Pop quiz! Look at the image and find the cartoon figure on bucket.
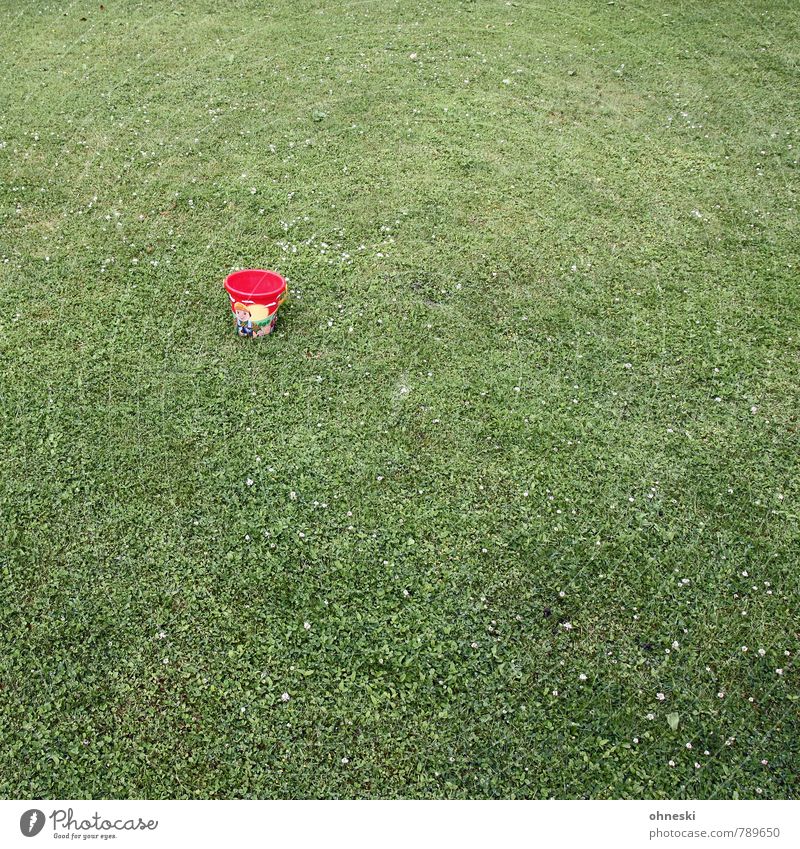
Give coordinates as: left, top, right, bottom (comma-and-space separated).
233, 302, 256, 337
233, 301, 276, 337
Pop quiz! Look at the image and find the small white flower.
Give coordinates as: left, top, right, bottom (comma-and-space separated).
741, 646, 748, 652
718, 691, 725, 698
341, 756, 349, 764
578, 673, 587, 681
775, 668, 783, 676
647, 713, 655, 721
761, 759, 768, 765
303, 621, 311, 630
409, 52, 417, 59
694, 761, 701, 769
672, 641, 680, 649
668, 760, 675, 767
633, 737, 639, 744
157, 631, 166, 639
551, 689, 558, 696
686, 742, 693, 749
758, 648, 766, 656
656, 692, 666, 701
246, 478, 254, 487
162, 658, 169, 665
502, 78, 511, 85
289, 491, 297, 500
281, 692, 290, 702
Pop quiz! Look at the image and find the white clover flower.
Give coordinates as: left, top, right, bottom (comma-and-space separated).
656, 693, 666, 701
686, 742, 692, 749
281, 692, 290, 702
579, 673, 587, 681
668, 760, 675, 767
562, 622, 573, 630
341, 757, 349, 764
758, 648, 766, 656
303, 621, 311, 630
552, 689, 558, 696
246, 478, 254, 487
775, 668, 783, 676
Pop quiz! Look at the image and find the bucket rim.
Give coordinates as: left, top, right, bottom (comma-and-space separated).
224, 268, 286, 299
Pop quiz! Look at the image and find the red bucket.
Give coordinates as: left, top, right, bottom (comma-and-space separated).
224, 269, 287, 337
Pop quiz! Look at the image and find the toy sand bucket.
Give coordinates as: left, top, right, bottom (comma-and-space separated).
224, 269, 287, 337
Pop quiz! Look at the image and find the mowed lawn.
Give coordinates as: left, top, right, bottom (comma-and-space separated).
0, 0, 798, 799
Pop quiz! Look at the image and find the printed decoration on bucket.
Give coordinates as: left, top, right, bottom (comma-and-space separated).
224, 269, 287, 337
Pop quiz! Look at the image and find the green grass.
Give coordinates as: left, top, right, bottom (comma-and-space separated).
1, 0, 798, 799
